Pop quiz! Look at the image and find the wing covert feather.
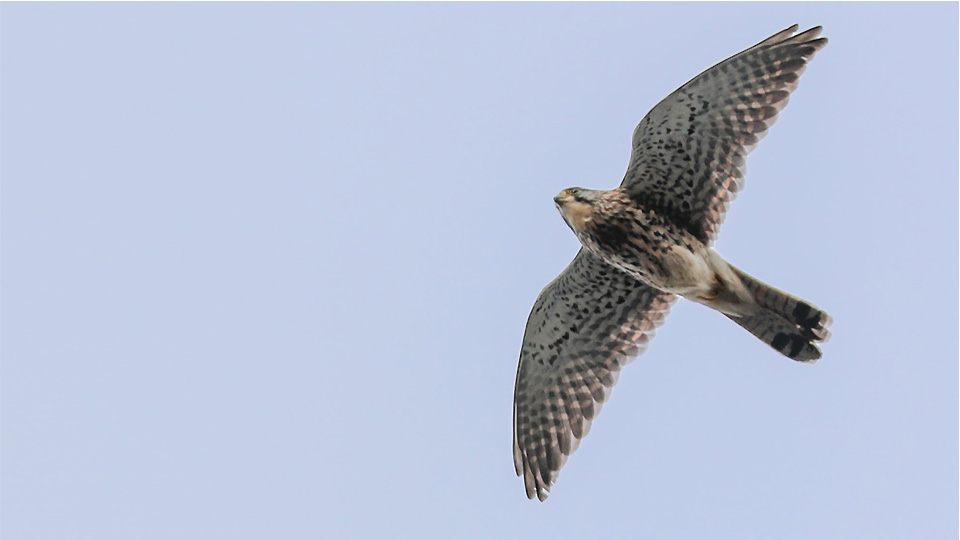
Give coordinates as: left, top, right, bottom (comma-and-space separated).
512, 250, 675, 500
620, 25, 827, 243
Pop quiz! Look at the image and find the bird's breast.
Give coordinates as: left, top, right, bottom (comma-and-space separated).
581, 213, 713, 295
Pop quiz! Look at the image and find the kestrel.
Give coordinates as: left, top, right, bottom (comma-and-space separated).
513, 25, 832, 501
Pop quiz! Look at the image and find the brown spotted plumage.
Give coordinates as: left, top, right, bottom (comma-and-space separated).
513, 25, 832, 501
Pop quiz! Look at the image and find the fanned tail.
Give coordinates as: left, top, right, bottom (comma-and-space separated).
726, 266, 832, 362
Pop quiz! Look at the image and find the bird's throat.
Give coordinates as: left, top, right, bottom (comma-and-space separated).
561, 200, 595, 232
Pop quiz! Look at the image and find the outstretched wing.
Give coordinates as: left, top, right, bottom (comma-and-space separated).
513, 250, 675, 500
620, 25, 827, 244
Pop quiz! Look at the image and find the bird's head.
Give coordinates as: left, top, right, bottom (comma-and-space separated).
554, 187, 602, 233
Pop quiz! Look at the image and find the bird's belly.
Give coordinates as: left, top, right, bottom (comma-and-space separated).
590, 239, 715, 296
577, 209, 717, 295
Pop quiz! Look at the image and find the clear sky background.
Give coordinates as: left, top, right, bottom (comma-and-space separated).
2, 3, 957, 539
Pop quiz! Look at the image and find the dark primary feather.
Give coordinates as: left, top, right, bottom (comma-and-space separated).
620, 25, 827, 244
512, 251, 675, 500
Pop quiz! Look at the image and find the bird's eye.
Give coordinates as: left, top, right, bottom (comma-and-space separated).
569, 188, 582, 195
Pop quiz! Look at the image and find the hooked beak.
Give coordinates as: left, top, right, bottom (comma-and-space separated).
554, 194, 567, 206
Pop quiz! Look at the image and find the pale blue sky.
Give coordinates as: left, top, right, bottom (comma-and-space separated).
2, 3, 957, 539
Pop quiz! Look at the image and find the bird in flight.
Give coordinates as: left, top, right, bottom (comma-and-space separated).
513, 25, 832, 501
